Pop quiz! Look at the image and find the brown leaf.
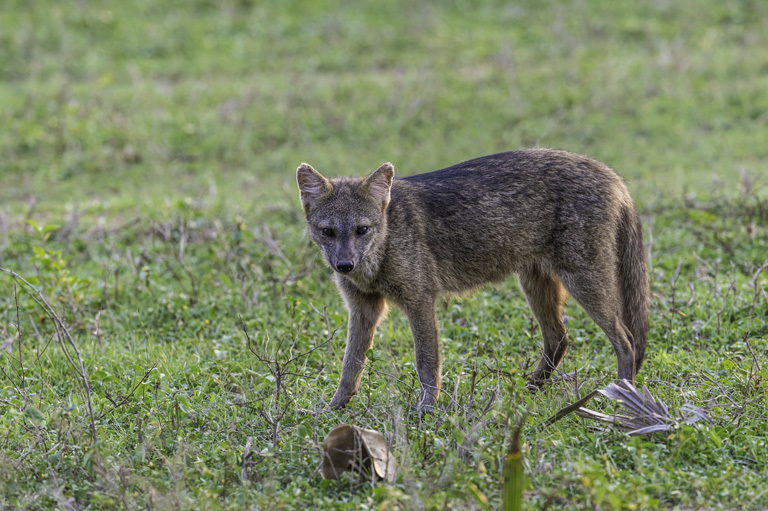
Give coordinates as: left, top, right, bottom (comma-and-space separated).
321, 424, 396, 482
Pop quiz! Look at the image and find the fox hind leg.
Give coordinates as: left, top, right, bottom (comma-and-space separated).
558, 268, 637, 381
519, 265, 570, 388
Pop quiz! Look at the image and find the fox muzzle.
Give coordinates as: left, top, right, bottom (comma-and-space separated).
336, 261, 354, 273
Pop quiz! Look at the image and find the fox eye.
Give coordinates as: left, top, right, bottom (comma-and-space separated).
320, 227, 335, 237
356, 226, 369, 235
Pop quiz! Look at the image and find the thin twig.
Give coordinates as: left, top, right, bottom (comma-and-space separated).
238, 315, 337, 446
1, 267, 97, 442
744, 334, 761, 374
242, 437, 253, 482
13, 284, 25, 390
96, 364, 157, 420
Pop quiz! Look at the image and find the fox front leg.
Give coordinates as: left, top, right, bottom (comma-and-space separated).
405, 300, 441, 413
330, 280, 387, 409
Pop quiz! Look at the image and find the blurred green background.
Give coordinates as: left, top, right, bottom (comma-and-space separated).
2, 0, 767, 221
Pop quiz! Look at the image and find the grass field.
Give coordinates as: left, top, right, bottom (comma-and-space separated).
1, 0, 767, 509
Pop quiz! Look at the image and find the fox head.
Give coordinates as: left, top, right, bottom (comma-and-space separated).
296, 162, 394, 277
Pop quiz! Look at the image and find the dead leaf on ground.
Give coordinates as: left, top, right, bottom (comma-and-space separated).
544, 379, 709, 435
321, 424, 396, 482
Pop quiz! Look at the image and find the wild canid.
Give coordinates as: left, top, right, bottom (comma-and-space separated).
297, 149, 650, 412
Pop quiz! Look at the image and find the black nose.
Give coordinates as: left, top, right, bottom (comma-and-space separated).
336, 261, 354, 273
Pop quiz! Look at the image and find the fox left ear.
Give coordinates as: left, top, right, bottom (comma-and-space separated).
361, 162, 394, 210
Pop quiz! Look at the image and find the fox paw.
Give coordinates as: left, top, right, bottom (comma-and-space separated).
330, 391, 352, 410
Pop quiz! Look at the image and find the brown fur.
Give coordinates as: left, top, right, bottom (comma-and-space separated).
297, 149, 650, 412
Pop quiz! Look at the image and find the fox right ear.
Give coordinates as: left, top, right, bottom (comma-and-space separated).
296, 163, 332, 208
361, 162, 394, 210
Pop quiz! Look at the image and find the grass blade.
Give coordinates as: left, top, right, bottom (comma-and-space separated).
503, 418, 525, 511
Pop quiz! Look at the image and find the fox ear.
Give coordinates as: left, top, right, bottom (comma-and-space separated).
361, 162, 394, 210
297, 163, 332, 208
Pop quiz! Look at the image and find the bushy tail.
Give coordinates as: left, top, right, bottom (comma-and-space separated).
617, 204, 650, 374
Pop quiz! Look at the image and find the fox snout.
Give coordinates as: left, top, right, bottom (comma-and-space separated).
329, 251, 357, 273
325, 238, 362, 274
336, 261, 354, 273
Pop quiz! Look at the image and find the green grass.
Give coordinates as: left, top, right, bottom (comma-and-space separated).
1, 0, 767, 509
